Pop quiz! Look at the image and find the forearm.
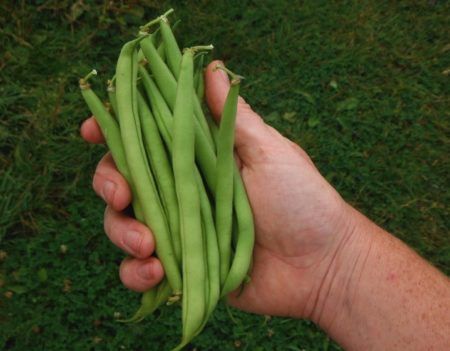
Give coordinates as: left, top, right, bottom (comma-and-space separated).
313, 206, 450, 350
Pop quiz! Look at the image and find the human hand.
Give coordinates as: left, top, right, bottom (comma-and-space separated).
80, 121, 165, 292
205, 62, 356, 319
80, 60, 357, 320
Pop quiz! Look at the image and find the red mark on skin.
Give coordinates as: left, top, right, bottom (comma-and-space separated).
387, 272, 396, 281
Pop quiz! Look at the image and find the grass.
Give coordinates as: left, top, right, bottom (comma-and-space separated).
1, 0, 449, 350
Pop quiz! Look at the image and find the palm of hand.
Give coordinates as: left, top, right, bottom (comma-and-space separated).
229, 126, 348, 318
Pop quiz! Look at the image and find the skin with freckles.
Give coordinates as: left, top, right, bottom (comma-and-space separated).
80, 60, 450, 350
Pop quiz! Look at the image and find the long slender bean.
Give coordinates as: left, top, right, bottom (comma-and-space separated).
79, 71, 127, 179
157, 41, 166, 61
159, 15, 214, 150
115, 36, 181, 295
221, 166, 255, 296
159, 18, 215, 153
138, 66, 173, 139
172, 47, 206, 349
214, 66, 241, 285
160, 15, 182, 78
197, 66, 255, 296
137, 53, 217, 194
193, 171, 220, 336
79, 70, 144, 221
138, 64, 219, 329
140, 37, 176, 105
194, 53, 205, 101
117, 289, 157, 323
118, 278, 172, 323
139, 37, 215, 148
80, 10, 257, 347
137, 90, 181, 263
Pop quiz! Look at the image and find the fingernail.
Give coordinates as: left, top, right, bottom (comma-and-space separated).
214, 61, 228, 82
218, 67, 229, 83
137, 262, 154, 281
124, 230, 142, 254
101, 180, 116, 203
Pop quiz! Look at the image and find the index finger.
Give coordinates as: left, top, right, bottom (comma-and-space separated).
80, 116, 106, 144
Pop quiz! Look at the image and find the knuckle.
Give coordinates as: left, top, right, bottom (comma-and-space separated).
134, 232, 145, 257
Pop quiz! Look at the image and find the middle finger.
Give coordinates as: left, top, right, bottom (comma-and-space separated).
93, 153, 132, 211
104, 206, 155, 258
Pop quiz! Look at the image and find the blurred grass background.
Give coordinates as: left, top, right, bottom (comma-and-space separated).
0, 0, 449, 350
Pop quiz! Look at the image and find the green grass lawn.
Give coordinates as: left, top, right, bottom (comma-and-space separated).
1, 1, 449, 350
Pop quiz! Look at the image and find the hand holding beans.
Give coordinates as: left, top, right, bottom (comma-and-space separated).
81, 59, 354, 320
80, 11, 450, 351
80, 9, 354, 349
80, 11, 256, 346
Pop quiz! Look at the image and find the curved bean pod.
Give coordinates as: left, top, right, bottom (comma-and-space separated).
79, 71, 143, 221
159, 15, 182, 77
194, 53, 205, 101
158, 20, 215, 153
137, 90, 181, 263
221, 165, 255, 296
115, 36, 181, 295
138, 66, 173, 142
117, 289, 157, 324
172, 48, 206, 348
138, 46, 217, 194
138, 65, 219, 331
214, 67, 241, 285
193, 171, 220, 336
139, 37, 215, 149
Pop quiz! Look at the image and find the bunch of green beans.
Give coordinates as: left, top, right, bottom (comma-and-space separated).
79, 9, 254, 350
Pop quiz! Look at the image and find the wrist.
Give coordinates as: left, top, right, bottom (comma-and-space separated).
307, 204, 450, 350
307, 204, 375, 331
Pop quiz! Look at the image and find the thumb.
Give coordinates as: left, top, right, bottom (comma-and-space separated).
205, 60, 273, 164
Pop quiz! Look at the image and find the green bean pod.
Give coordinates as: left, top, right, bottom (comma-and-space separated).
138, 65, 219, 328
115, 36, 182, 295
138, 66, 173, 140
194, 53, 205, 101
117, 289, 157, 324
194, 171, 220, 336
196, 67, 255, 296
79, 71, 143, 221
172, 48, 206, 349
215, 67, 241, 285
221, 166, 255, 296
118, 278, 172, 323
139, 37, 215, 149
137, 90, 181, 263
158, 20, 215, 152
79, 72, 127, 180
204, 109, 219, 151
157, 41, 166, 61
140, 37, 176, 105
138, 46, 217, 194
160, 15, 182, 78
